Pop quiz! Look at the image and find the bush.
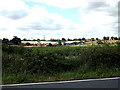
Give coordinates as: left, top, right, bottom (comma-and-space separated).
2, 44, 120, 76
80, 46, 120, 69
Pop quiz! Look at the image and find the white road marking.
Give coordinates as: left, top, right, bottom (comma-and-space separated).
1, 77, 119, 87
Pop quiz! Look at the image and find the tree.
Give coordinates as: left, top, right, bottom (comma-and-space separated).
11, 36, 21, 45
67, 38, 72, 41
73, 42, 77, 45
111, 36, 114, 40
26, 42, 30, 46
97, 39, 103, 44
78, 38, 82, 41
2, 38, 9, 44
91, 38, 95, 41
50, 38, 58, 41
37, 39, 41, 47
103, 36, 107, 40
37, 39, 40, 41
114, 37, 118, 40
33, 39, 36, 41
23, 38, 27, 41
48, 43, 52, 46
103, 36, 107, 44
73, 38, 78, 41
91, 38, 95, 45
82, 37, 86, 41
96, 38, 98, 41
62, 38, 66, 41
106, 37, 109, 40
58, 40, 62, 46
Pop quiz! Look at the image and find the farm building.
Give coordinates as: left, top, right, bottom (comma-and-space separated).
21, 40, 86, 47
21, 41, 59, 46
64, 41, 86, 46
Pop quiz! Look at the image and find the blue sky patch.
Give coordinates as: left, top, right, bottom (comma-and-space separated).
25, 1, 81, 23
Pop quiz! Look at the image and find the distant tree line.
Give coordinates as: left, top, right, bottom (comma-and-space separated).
2, 36, 120, 45
103, 36, 120, 40
2, 36, 21, 45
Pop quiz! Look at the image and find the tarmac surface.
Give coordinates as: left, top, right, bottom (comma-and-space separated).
1, 77, 120, 89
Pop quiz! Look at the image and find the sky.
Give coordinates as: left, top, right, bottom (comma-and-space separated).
0, 0, 119, 40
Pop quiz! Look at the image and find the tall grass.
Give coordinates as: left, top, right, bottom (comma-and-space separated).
2, 44, 120, 84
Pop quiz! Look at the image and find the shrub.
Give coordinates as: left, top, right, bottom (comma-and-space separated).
2, 44, 120, 76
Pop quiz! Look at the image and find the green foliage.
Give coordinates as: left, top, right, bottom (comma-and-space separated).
111, 36, 114, 40
58, 40, 62, 46
97, 39, 103, 44
26, 42, 31, 46
82, 37, 86, 41
62, 38, 66, 41
2, 38, 9, 44
2, 44, 120, 84
11, 36, 21, 45
96, 38, 98, 40
91, 38, 95, 41
103, 36, 107, 40
3, 67, 120, 84
80, 46, 120, 69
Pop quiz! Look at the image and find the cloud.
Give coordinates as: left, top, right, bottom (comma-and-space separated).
0, 10, 28, 20
87, 1, 109, 10
18, 22, 63, 30
85, 1, 118, 18
0, 0, 119, 39
26, 0, 118, 24
15, 5, 65, 31
0, 0, 29, 19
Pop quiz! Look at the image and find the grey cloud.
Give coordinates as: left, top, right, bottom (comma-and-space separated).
109, 9, 117, 16
0, 10, 28, 20
103, 7, 118, 17
29, 23, 63, 30
103, 22, 118, 31
27, 17, 64, 30
87, 1, 109, 11
17, 27, 30, 31
85, 1, 117, 17
18, 22, 63, 31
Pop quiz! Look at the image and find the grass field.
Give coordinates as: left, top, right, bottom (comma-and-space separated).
2, 43, 120, 84
86, 40, 119, 45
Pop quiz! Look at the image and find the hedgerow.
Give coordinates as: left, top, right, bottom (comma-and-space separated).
2, 44, 120, 76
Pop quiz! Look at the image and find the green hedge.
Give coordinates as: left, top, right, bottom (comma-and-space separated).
2, 44, 120, 75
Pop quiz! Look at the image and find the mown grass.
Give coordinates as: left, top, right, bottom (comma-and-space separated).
2, 43, 120, 84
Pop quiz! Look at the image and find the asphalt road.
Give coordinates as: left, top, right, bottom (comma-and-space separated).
1, 77, 120, 89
